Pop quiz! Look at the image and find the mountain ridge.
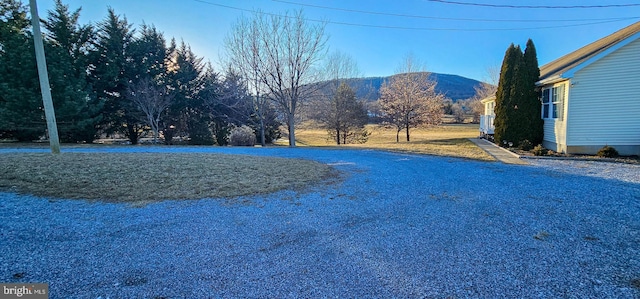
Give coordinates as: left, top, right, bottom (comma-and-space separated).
322, 72, 483, 102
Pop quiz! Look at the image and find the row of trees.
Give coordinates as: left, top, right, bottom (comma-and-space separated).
0, 0, 280, 145
225, 10, 448, 145
494, 39, 543, 146
303, 54, 446, 144
2, 1, 451, 146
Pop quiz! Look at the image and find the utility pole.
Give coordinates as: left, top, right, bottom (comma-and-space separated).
29, 0, 60, 154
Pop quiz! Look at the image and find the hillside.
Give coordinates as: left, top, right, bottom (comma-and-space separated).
322, 73, 483, 102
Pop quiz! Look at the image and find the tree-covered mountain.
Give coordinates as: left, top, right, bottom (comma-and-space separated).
324, 73, 483, 102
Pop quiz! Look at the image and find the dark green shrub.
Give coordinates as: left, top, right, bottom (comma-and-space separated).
532, 144, 548, 156
596, 145, 619, 158
519, 139, 533, 151
188, 116, 214, 145
229, 125, 256, 146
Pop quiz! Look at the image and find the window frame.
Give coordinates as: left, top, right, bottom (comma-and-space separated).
541, 83, 565, 120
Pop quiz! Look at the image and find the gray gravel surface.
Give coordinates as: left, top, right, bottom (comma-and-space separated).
1, 147, 639, 298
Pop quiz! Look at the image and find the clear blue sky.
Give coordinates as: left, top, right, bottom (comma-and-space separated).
31, 0, 640, 82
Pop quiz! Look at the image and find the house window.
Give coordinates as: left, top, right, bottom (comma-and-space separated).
542, 84, 565, 119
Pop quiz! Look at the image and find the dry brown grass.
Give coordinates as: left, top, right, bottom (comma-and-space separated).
280, 124, 495, 161
0, 153, 334, 203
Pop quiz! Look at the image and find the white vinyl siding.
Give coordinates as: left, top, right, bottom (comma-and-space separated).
566, 38, 640, 147
541, 80, 569, 152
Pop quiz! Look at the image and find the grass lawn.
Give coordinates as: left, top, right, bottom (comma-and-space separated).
278, 123, 495, 161
0, 123, 491, 203
0, 153, 334, 204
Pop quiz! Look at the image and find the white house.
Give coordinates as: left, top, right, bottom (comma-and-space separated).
481, 21, 640, 156
479, 95, 495, 138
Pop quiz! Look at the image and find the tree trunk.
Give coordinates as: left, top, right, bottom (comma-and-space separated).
150, 116, 158, 144
396, 128, 400, 143
288, 112, 295, 147
336, 128, 340, 145
127, 123, 139, 145
406, 125, 410, 142
256, 93, 266, 147
259, 117, 266, 147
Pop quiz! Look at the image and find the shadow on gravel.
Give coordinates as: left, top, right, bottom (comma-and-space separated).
1, 147, 639, 298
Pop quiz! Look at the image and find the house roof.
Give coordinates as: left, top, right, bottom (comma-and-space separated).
480, 95, 495, 104
538, 21, 640, 84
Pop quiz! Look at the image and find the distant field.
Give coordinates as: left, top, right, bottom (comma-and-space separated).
279, 123, 495, 161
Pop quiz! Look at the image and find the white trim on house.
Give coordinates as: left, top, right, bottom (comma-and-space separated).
541, 82, 568, 120
537, 32, 640, 86
540, 37, 640, 155
536, 75, 565, 86
563, 31, 640, 79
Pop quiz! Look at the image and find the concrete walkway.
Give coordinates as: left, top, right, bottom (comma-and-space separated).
469, 138, 527, 165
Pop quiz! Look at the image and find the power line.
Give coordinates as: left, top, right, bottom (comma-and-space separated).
193, 0, 639, 31
272, 0, 637, 23
426, 0, 640, 9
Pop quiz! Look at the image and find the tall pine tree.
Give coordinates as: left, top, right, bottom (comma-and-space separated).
90, 8, 142, 143
494, 40, 543, 147
44, 0, 102, 143
127, 24, 171, 143
494, 44, 522, 146
168, 41, 212, 145
522, 39, 543, 145
0, 0, 44, 141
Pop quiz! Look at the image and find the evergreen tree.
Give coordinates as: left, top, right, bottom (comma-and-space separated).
127, 24, 172, 143
203, 69, 281, 145
90, 8, 142, 143
494, 40, 543, 147
43, 0, 102, 143
522, 39, 543, 145
248, 103, 281, 144
129, 24, 168, 82
168, 41, 212, 145
494, 44, 523, 146
201, 68, 230, 145
0, 0, 44, 141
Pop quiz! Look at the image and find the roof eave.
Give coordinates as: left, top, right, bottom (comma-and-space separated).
537, 29, 640, 86
536, 75, 568, 86
480, 95, 496, 103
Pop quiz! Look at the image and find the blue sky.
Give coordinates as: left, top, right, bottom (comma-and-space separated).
32, 0, 640, 82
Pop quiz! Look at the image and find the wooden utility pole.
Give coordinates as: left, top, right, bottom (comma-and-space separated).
29, 0, 60, 154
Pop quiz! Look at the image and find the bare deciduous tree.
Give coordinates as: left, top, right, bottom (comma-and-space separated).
379, 54, 444, 142
464, 65, 499, 123
225, 10, 327, 147
224, 17, 270, 146
318, 82, 369, 145
451, 101, 466, 123
322, 50, 360, 92
310, 51, 368, 144
128, 77, 173, 143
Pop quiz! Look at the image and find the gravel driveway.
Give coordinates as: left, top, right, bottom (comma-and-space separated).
1, 147, 639, 298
